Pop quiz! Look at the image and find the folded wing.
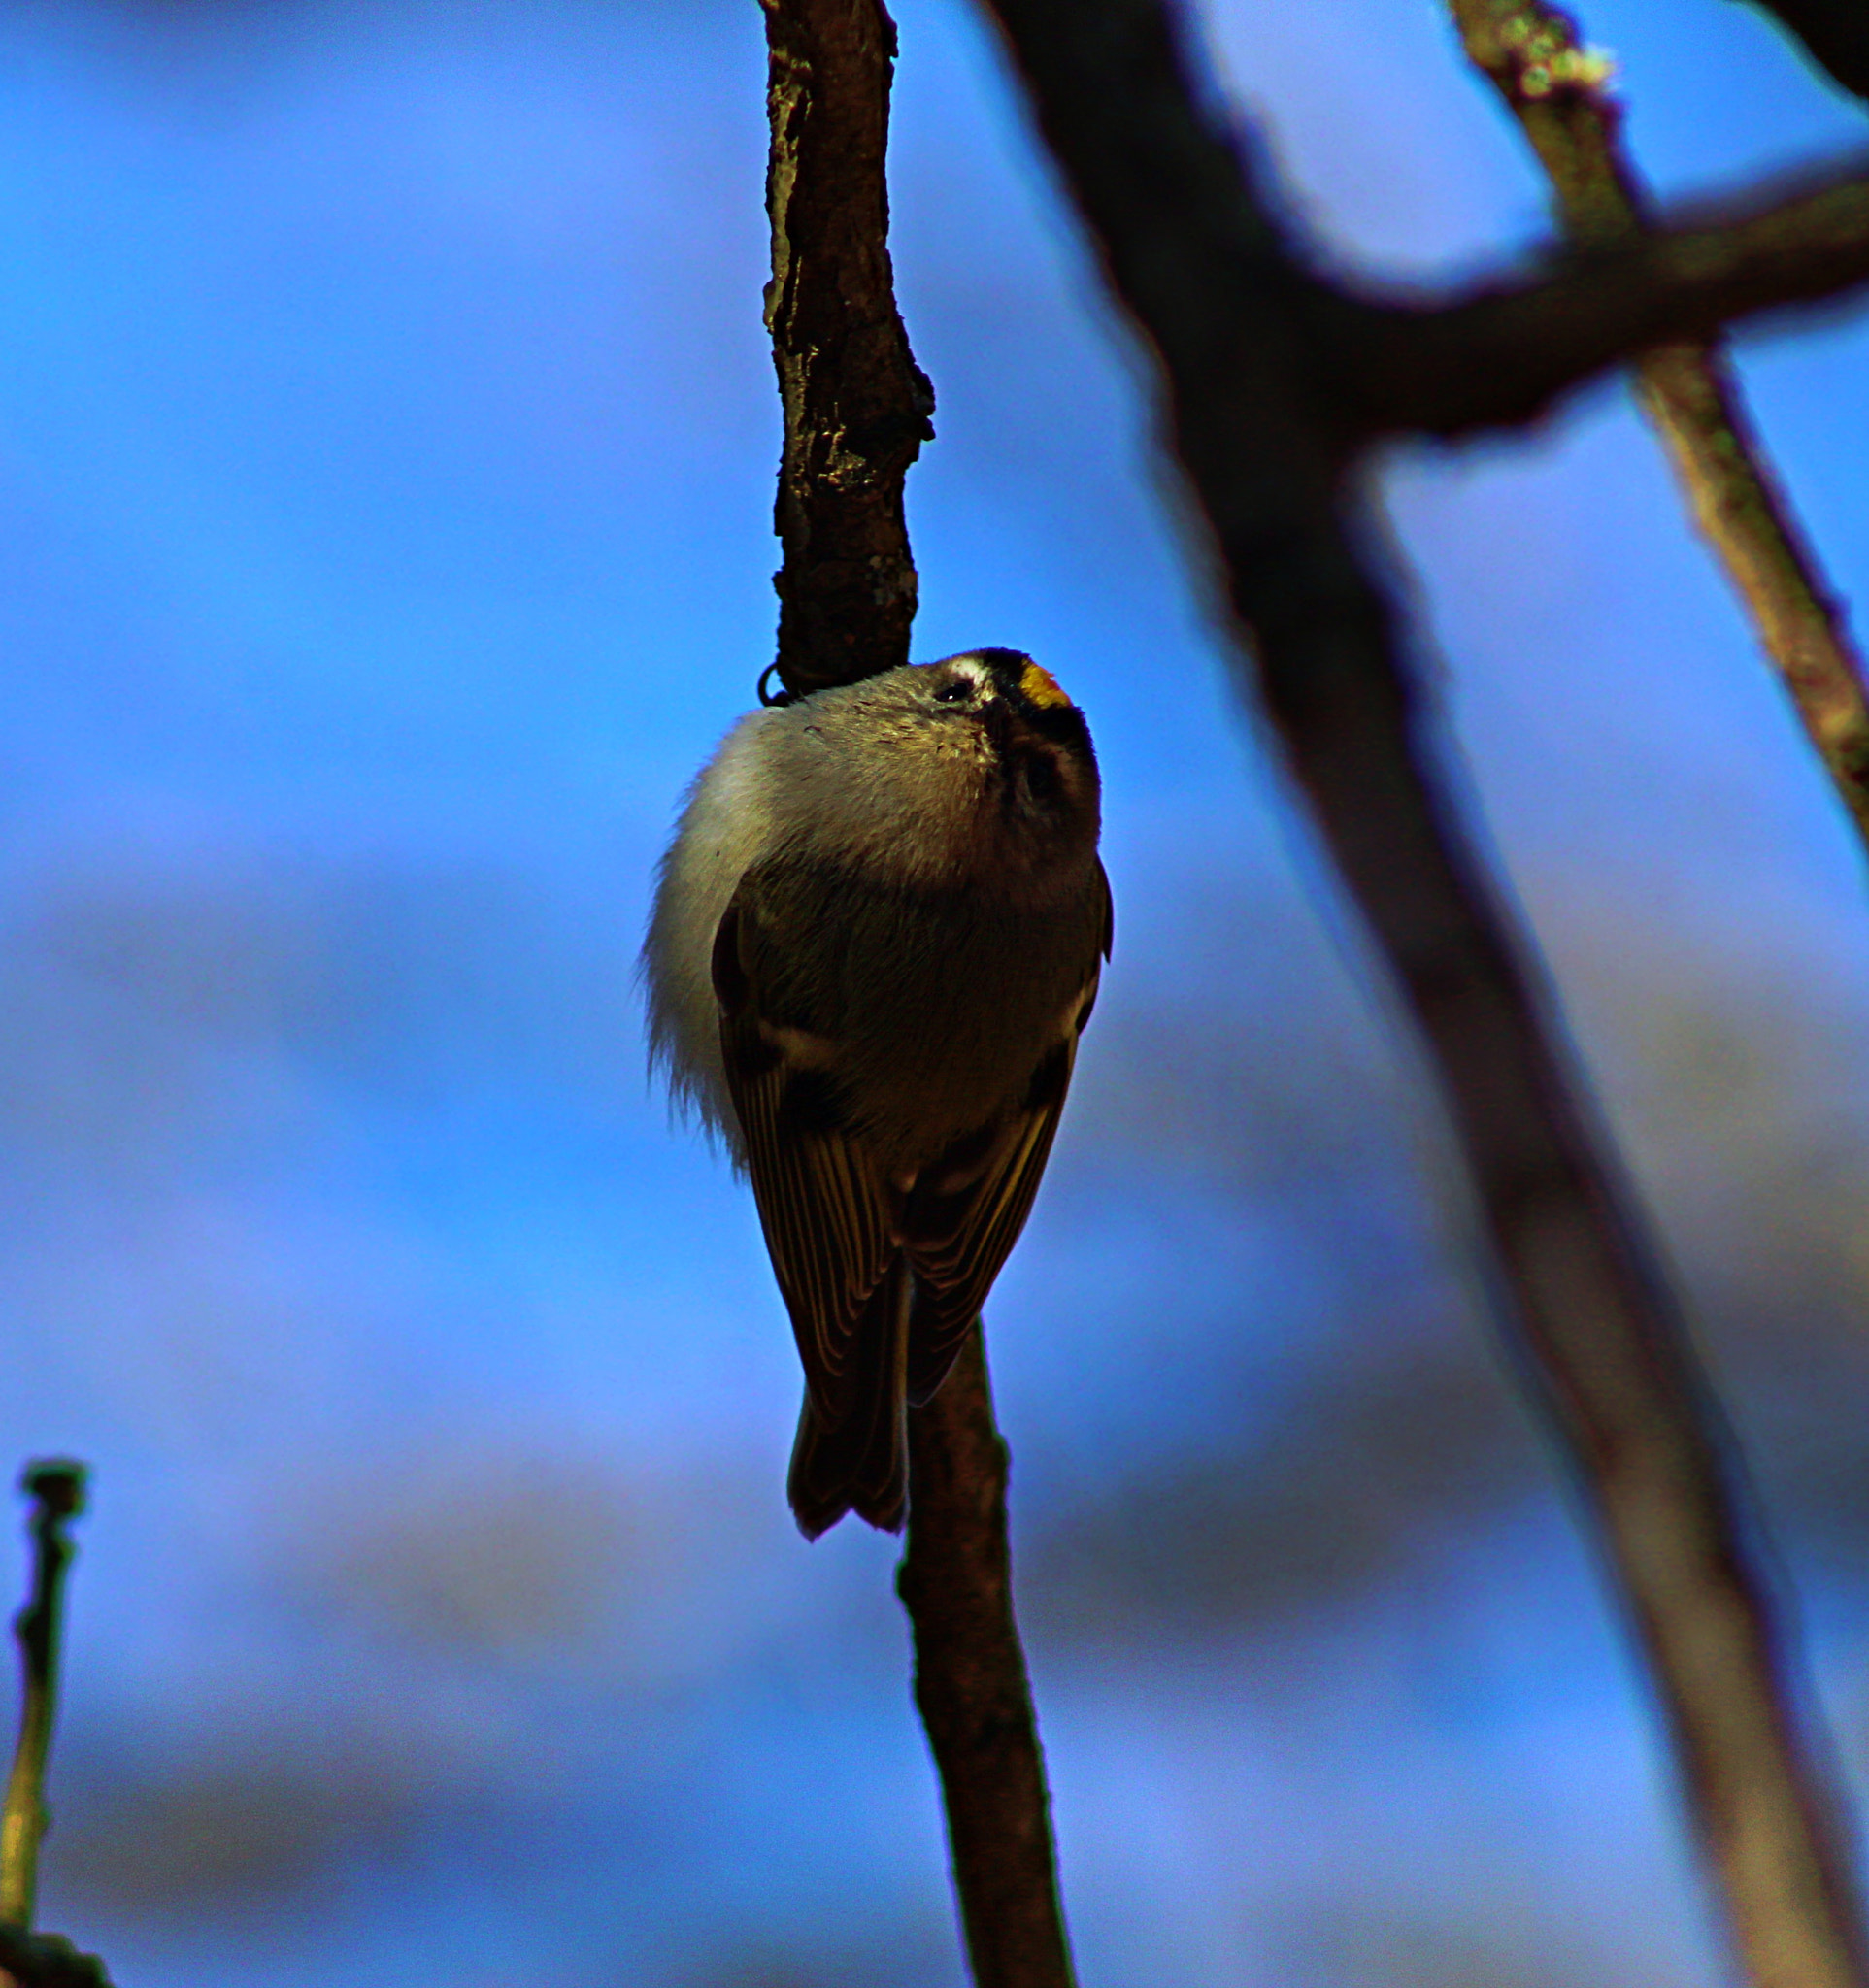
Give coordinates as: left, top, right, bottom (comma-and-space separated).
712, 896, 898, 1433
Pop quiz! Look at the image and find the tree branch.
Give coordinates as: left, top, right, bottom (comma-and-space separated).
1360, 161, 1869, 439
0, 1926, 112, 1988
899, 1334, 1073, 1988
1731, 0, 1869, 104
973, 2, 1869, 1984
763, 0, 933, 701
760, 5, 1075, 1981
0, 1463, 105, 1988
1447, 0, 1869, 846
0, 1463, 84, 1936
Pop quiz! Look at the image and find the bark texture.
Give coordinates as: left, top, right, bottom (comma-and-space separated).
764, 0, 934, 701
760, 6, 1074, 1982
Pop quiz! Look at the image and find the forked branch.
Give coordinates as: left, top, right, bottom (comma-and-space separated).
1447, 0, 1869, 919
973, 0, 1869, 1983
1360, 161, 1869, 439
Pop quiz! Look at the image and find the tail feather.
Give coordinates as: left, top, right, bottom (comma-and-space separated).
787, 1259, 912, 1539
906, 1292, 979, 1408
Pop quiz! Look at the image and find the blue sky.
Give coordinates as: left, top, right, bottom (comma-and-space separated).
0, 1, 1867, 1982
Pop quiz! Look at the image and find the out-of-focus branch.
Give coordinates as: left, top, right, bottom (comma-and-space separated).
908, 4, 1869, 447
900, 1334, 1072, 1988
1355, 161, 1869, 439
0, 1463, 106, 1988
0, 1927, 112, 1988
1449, 0, 1869, 845
0, 1463, 84, 1934
972, 2, 1869, 1985
1732, 0, 1869, 104
760, 6, 1075, 1982
763, 0, 933, 701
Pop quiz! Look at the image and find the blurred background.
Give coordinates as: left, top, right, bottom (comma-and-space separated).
0, 0, 1866, 1980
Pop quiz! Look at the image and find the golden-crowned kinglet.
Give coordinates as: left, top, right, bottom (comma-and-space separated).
643, 649, 1111, 1538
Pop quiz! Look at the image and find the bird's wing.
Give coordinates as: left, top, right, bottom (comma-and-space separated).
902, 860, 1112, 1404
712, 894, 899, 1429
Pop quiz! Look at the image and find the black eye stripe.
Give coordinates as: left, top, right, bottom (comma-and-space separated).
934, 679, 973, 704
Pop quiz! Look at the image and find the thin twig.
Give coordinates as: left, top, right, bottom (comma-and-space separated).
971, 2, 1868, 1983
899, 1333, 1073, 1988
759, 4, 1076, 1980
1450, 0, 1869, 848
0, 1462, 85, 1935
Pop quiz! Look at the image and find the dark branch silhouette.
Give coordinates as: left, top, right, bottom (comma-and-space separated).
760, 4, 1074, 1982
1734, 0, 1869, 103
1, 1462, 85, 1934
1448, 0, 1869, 847
0, 1462, 108, 1988
972, 0, 1869, 1983
1358, 161, 1869, 439
0, 1927, 112, 1988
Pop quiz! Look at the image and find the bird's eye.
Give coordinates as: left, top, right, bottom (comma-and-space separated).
933, 679, 973, 705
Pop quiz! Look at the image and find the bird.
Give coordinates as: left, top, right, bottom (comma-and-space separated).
642, 648, 1110, 1538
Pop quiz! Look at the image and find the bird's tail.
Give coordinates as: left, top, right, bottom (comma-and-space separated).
787, 1258, 913, 1539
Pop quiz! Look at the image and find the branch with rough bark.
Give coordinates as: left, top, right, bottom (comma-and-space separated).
763, 0, 933, 702
972, 1, 1869, 1985
759, 5, 1074, 1983
1447, 0, 1869, 846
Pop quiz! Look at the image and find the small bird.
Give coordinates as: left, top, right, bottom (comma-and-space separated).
643, 649, 1111, 1538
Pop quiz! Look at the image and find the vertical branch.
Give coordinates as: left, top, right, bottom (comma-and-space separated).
763, 0, 933, 700
1452, 0, 1869, 849
759, 5, 1075, 1981
972, 2, 1869, 1984
0, 1462, 85, 1934
898, 1334, 1073, 1988
0, 1459, 111, 1986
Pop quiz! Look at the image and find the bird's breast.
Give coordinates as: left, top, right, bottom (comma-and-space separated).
742, 857, 1101, 1166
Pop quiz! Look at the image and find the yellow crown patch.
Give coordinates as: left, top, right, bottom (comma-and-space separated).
1018, 660, 1073, 711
